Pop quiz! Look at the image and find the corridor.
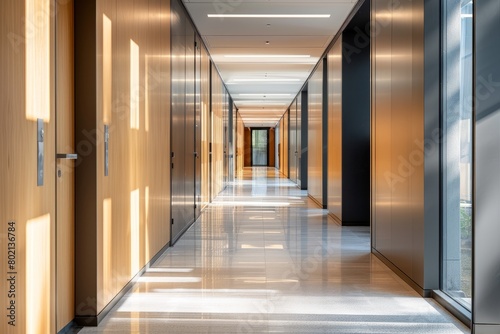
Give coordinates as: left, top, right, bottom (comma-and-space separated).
80, 168, 467, 334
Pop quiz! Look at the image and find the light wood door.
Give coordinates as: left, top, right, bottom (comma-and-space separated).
55, 0, 75, 331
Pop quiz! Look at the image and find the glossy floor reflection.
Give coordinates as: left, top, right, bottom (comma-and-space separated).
80, 168, 469, 333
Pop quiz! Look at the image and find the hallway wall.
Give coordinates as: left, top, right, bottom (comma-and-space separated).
474, 0, 500, 331
211, 65, 228, 197
278, 112, 289, 177
327, 0, 371, 226
289, 99, 298, 183
371, 0, 440, 295
171, 0, 198, 244
308, 61, 326, 207
74, 0, 172, 323
235, 111, 244, 174
1, 1, 57, 332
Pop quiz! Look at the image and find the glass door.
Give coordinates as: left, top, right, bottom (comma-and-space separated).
252, 129, 268, 166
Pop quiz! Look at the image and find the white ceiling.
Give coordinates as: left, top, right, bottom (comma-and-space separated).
183, 0, 358, 127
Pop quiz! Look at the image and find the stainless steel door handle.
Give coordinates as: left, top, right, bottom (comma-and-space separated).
56, 153, 78, 160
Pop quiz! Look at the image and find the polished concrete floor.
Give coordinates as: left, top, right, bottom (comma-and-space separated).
80, 168, 469, 333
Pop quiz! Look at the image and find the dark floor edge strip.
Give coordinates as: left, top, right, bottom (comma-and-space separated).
371, 248, 432, 298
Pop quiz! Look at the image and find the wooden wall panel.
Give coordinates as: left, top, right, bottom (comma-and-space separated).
56, 0, 75, 330
278, 118, 283, 172
235, 111, 244, 175
279, 112, 289, 177
283, 111, 289, 177
75, 0, 171, 321
0, 0, 56, 333
268, 128, 276, 167
244, 127, 251, 167
211, 67, 225, 197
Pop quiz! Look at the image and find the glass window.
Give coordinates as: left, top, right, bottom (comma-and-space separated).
442, 0, 473, 310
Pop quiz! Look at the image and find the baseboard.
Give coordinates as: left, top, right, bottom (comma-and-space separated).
308, 194, 327, 209
328, 213, 342, 225
372, 248, 433, 297
171, 218, 196, 246
75, 241, 171, 327
473, 324, 500, 334
341, 220, 370, 227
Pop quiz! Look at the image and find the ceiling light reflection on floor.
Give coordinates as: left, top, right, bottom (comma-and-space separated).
212, 201, 291, 207
241, 244, 284, 250
147, 268, 194, 273
249, 216, 276, 220
137, 277, 202, 283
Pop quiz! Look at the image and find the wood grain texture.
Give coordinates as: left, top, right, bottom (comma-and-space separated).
235, 111, 244, 174
96, 0, 171, 312
244, 127, 251, 167
283, 111, 289, 177
74, 0, 171, 316
0, 0, 56, 333
55, 0, 75, 330
211, 66, 225, 197
268, 128, 276, 167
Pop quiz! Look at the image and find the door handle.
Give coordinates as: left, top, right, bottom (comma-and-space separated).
56, 153, 78, 160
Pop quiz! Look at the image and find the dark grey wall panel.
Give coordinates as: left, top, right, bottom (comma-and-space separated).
371, 0, 439, 295
300, 88, 308, 190
341, 1, 370, 225
322, 58, 328, 206
474, 0, 500, 331
297, 94, 302, 188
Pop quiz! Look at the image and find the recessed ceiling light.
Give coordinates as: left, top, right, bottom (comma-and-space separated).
208, 14, 331, 18
233, 78, 300, 82
240, 94, 291, 96
225, 54, 310, 58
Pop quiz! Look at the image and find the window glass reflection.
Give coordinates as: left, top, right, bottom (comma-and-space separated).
442, 0, 473, 310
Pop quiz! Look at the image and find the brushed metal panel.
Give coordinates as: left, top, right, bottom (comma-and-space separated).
171, 0, 188, 241
390, 0, 413, 275
308, 63, 324, 206
371, 0, 428, 290
184, 20, 196, 224
409, 0, 426, 287
327, 38, 342, 220
200, 44, 210, 207
195, 35, 202, 218
474, 0, 500, 326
